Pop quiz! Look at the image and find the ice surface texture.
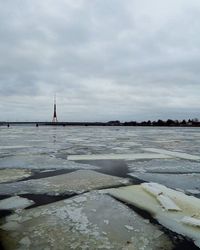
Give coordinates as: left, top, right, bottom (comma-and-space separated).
0, 170, 129, 195
0, 192, 173, 250
0, 196, 34, 210
0, 169, 32, 183
109, 182, 200, 248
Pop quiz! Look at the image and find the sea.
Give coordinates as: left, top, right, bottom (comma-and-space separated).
0, 125, 200, 249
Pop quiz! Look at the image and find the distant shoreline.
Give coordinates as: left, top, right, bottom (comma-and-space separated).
0, 119, 200, 127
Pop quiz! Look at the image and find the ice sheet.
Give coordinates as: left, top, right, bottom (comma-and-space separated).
128, 158, 200, 174
0, 170, 129, 195
144, 148, 200, 160
0, 196, 34, 210
0, 154, 99, 170
129, 172, 200, 194
0, 169, 32, 183
181, 216, 200, 227
0, 192, 173, 250
68, 153, 172, 161
0, 146, 32, 149
109, 183, 200, 248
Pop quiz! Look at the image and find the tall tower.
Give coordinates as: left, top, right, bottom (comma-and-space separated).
52, 95, 58, 123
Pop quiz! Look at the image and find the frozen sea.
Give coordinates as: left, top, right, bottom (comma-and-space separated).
0, 125, 200, 249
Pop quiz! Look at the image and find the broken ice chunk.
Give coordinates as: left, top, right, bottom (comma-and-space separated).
1, 221, 20, 231
141, 183, 181, 211
124, 225, 134, 231
19, 236, 31, 247
0, 196, 34, 210
68, 153, 172, 161
103, 220, 109, 225
0, 169, 32, 183
181, 217, 200, 227
187, 189, 200, 195
0, 192, 174, 250
141, 183, 163, 197
144, 148, 200, 161
156, 195, 182, 211
108, 183, 200, 248
0, 170, 129, 196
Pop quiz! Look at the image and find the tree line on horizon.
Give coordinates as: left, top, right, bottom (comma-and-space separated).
108, 118, 200, 126
1, 118, 200, 127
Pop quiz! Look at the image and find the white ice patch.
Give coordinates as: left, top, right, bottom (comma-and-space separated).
103, 220, 109, 225
0, 146, 32, 149
19, 236, 31, 247
0, 196, 34, 210
130, 172, 200, 193
124, 225, 134, 231
141, 183, 181, 211
181, 217, 200, 227
0, 169, 32, 183
109, 183, 200, 248
0, 155, 100, 170
187, 189, 200, 195
73, 196, 87, 203
0, 170, 129, 196
68, 153, 172, 161
141, 183, 163, 197
0, 191, 173, 250
156, 195, 182, 211
144, 148, 200, 160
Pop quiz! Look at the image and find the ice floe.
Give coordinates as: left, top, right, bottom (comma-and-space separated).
0, 170, 129, 196
142, 183, 182, 211
0, 169, 32, 183
129, 172, 200, 194
187, 189, 200, 195
0, 196, 34, 210
109, 182, 200, 247
127, 158, 200, 174
144, 148, 200, 160
181, 216, 200, 227
68, 153, 172, 161
0, 146, 32, 149
156, 194, 182, 211
0, 192, 173, 250
0, 154, 99, 170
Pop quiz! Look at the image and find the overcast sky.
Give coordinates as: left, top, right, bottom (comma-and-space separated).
0, 0, 200, 122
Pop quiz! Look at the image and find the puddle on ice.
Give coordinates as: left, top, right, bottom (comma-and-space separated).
0, 192, 174, 250
0, 169, 32, 183
0, 170, 129, 196
109, 183, 200, 248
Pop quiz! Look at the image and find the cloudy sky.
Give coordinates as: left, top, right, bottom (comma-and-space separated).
1, 0, 200, 122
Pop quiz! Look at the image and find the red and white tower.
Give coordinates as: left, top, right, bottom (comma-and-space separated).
52, 95, 58, 123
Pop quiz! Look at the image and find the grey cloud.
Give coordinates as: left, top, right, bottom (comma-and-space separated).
0, 0, 200, 121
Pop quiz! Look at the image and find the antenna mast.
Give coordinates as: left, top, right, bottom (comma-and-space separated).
52, 94, 58, 123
